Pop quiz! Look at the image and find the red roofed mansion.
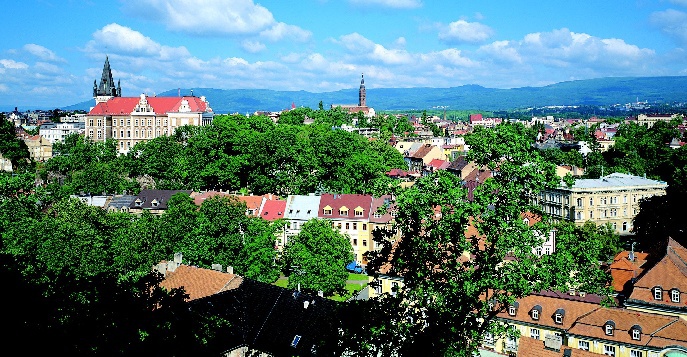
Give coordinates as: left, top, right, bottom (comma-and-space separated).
86, 57, 214, 154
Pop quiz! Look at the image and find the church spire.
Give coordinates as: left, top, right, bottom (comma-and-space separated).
358, 73, 366, 107
94, 56, 120, 99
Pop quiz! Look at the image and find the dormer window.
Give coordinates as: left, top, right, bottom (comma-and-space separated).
354, 207, 364, 217
653, 286, 663, 301
604, 320, 615, 336
508, 302, 519, 316
631, 325, 642, 341
134, 199, 142, 207
531, 305, 542, 320
151, 199, 159, 207
554, 308, 565, 325
671, 288, 681, 303
339, 208, 349, 216
323, 205, 332, 215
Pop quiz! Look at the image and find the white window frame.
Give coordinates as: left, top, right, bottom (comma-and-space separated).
605, 324, 614, 336
554, 313, 563, 324
630, 350, 643, 357
532, 309, 539, 320
671, 289, 680, 303
578, 340, 590, 351
632, 328, 641, 341
604, 345, 616, 356
654, 287, 663, 300
508, 306, 516, 316
530, 328, 540, 340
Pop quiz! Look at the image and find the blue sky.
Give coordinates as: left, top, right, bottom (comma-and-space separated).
2, 0, 687, 109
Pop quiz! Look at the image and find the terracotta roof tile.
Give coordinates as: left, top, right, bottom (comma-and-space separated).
260, 199, 286, 221
629, 238, 687, 307
568, 307, 678, 346
318, 194, 373, 220
159, 264, 242, 301
498, 294, 600, 331
516, 336, 599, 357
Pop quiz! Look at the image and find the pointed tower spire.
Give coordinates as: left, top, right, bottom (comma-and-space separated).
94, 56, 120, 100
358, 73, 366, 107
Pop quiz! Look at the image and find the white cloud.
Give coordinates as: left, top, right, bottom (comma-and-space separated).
669, 0, 687, 6
337, 33, 376, 52
348, 0, 422, 9
0, 59, 29, 69
87, 23, 191, 59
650, 9, 687, 46
23, 44, 65, 62
260, 22, 312, 42
439, 20, 494, 44
394, 37, 407, 48
121, 0, 276, 35
478, 40, 522, 64
241, 40, 267, 53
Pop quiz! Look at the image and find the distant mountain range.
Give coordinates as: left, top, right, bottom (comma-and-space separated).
61, 76, 687, 114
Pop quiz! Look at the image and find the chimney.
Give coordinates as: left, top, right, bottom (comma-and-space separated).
212, 264, 222, 272
629, 251, 635, 262
304, 301, 310, 309
226, 266, 234, 274
173, 252, 183, 264
155, 262, 168, 276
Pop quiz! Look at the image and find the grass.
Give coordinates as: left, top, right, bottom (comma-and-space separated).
273, 275, 368, 302
347, 272, 369, 281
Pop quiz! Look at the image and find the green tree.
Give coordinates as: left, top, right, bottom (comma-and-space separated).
354, 123, 611, 356
0, 114, 31, 170
283, 218, 354, 296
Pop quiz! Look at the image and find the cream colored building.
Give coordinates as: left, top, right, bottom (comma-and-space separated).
86, 94, 214, 155
538, 173, 668, 234
24, 135, 52, 162
637, 114, 683, 129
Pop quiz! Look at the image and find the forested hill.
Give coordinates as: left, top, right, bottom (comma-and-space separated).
63, 76, 687, 113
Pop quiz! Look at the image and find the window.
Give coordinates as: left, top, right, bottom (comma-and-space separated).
340, 209, 349, 216
355, 210, 363, 217
363, 240, 367, 247
590, 197, 594, 206
545, 246, 551, 255
624, 195, 628, 203
604, 345, 616, 356
576, 212, 583, 220
531, 308, 540, 320
353, 223, 357, 230
353, 238, 357, 246
135, 119, 139, 126
323, 209, 332, 215
530, 328, 540, 340
578, 340, 590, 351
362, 223, 367, 231
632, 327, 641, 341
630, 350, 643, 357
671, 289, 680, 303
654, 287, 663, 300
535, 247, 542, 256
623, 222, 628, 231
345, 223, 350, 230
505, 336, 517, 350
555, 313, 563, 324
127, 130, 131, 138
577, 198, 583, 207
605, 321, 615, 336
508, 305, 517, 316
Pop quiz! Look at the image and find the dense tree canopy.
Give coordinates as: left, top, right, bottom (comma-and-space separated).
283, 218, 354, 296
349, 123, 612, 356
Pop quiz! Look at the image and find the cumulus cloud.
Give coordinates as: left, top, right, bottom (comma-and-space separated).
348, 0, 422, 9
0, 59, 29, 69
121, 0, 275, 35
23, 44, 65, 62
439, 20, 494, 44
241, 40, 267, 53
86, 23, 191, 59
260, 22, 312, 42
650, 9, 687, 47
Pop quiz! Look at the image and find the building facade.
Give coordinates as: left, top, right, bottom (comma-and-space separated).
538, 173, 668, 234
86, 58, 214, 155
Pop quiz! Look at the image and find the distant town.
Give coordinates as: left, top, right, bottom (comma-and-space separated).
3, 57, 687, 357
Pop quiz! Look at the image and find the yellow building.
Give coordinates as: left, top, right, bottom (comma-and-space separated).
318, 194, 373, 265
538, 173, 668, 234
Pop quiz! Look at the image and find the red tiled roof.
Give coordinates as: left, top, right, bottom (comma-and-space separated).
318, 194, 372, 220
427, 159, 450, 170
629, 238, 687, 307
260, 199, 286, 221
516, 336, 599, 357
159, 264, 242, 301
88, 96, 209, 116
609, 250, 648, 293
192, 191, 232, 206
498, 293, 600, 331
568, 307, 678, 347
236, 195, 265, 215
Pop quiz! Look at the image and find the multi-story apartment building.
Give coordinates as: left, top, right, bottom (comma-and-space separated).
282, 194, 322, 249
636, 114, 683, 129
538, 173, 668, 234
318, 194, 373, 265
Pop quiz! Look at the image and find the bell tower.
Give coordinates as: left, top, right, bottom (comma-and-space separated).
358, 73, 366, 107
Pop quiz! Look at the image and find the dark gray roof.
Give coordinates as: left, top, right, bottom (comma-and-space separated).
129, 190, 192, 210
108, 195, 137, 209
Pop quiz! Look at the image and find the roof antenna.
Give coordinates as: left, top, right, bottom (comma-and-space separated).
190, 89, 194, 97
